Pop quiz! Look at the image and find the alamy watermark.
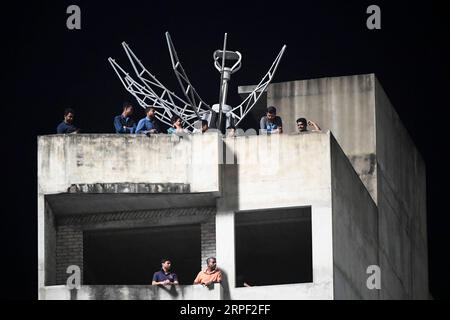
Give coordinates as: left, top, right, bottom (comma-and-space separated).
366, 5, 381, 30
66, 5, 81, 30
366, 265, 381, 290
66, 265, 81, 289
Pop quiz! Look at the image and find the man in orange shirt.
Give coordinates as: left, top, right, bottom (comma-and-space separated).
193, 257, 222, 287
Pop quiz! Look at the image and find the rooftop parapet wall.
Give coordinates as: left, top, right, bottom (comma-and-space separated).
38, 133, 221, 195
222, 132, 333, 211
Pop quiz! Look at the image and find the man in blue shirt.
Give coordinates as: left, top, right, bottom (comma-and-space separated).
136, 106, 161, 135
152, 258, 179, 285
57, 108, 79, 134
260, 106, 283, 134
114, 102, 136, 133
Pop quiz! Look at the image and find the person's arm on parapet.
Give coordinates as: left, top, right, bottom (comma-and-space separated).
152, 273, 171, 285
308, 120, 321, 132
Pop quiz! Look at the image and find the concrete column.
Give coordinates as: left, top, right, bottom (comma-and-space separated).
215, 209, 235, 300
311, 206, 334, 299
38, 194, 45, 291
38, 195, 57, 297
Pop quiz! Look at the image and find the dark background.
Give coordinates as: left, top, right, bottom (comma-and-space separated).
84, 225, 201, 286
2, 0, 449, 299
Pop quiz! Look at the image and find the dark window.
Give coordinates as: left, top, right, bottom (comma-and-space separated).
235, 207, 312, 287
84, 224, 200, 285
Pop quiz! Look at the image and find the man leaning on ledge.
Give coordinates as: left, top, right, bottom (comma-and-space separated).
193, 257, 222, 288
152, 258, 179, 286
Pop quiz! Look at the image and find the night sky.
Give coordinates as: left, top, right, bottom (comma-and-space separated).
3, 0, 449, 299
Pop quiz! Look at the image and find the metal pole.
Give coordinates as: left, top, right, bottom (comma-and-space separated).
217, 33, 227, 132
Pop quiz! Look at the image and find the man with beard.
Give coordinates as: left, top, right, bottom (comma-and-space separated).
193, 257, 223, 287
57, 108, 79, 134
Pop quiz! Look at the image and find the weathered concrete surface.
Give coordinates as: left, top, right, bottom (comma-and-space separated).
374, 79, 428, 299
44, 201, 57, 286
331, 134, 379, 299
229, 283, 331, 300
40, 284, 223, 300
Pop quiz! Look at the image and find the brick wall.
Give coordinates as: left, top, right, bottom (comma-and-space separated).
55, 225, 83, 284
201, 216, 216, 270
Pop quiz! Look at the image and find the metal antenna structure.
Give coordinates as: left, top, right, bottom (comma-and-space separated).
213, 33, 241, 131
109, 33, 286, 133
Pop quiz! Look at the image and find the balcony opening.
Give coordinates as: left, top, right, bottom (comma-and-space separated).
83, 224, 200, 285
235, 207, 313, 287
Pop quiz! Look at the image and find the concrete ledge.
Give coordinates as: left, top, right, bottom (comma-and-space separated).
40, 284, 223, 300
230, 282, 332, 300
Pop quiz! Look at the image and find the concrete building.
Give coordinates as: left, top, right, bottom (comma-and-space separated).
38, 74, 428, 300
